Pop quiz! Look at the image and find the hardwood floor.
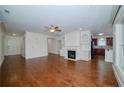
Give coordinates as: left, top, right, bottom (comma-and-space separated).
0, 54, 118, 87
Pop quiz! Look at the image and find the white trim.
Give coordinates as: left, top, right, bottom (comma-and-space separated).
112, 64, 124, 87
0, 57, 4, 67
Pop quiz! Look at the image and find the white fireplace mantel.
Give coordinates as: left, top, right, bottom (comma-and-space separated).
63, 30, 91, 61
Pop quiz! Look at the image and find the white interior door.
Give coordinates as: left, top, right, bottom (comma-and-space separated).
7, 36, 20, 55
58, 40, 62, 54
48, 38, 52, 53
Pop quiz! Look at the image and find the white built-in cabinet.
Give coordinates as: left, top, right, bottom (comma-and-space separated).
64, 30, 91, 61
80, 31, 91, 50
80, 31, 91, 61
65, 31, 80, 46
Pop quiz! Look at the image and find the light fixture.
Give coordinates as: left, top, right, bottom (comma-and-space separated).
98, 33, 104, 36
50, 29, 55, 32
12, 33, 16, 36
79, 28, 82, 30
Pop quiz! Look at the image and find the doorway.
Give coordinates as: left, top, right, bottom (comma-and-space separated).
4, 35, 22, 56
47, 38, 62, 55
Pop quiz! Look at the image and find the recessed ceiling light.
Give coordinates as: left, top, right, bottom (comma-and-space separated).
12, 33, 16, 36
79, 28, 82, 30
98, 33, 104, 36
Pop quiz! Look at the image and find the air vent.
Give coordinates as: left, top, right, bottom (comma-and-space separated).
4, 9, 10, 14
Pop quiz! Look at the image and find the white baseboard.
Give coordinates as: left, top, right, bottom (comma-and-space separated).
48, 52, 59, 55
25, 54, 48, 59
112, 64, 124, 87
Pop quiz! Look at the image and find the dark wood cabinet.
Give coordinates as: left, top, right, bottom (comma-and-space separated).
92, 38, 97, 46
106, 37, 113, 46
94, 49, 105, 56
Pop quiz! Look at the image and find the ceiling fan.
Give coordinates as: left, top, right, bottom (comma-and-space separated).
44, 25, 62, 32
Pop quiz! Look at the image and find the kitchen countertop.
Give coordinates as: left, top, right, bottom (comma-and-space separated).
94, 46, 113, 49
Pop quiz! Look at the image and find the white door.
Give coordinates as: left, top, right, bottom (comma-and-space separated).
7, 36, 20, 55
58, 40, 62, 55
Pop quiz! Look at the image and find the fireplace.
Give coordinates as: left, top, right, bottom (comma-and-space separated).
68, 50, 76, 59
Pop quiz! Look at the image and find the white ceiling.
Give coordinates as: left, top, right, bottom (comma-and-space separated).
0, 5, 113, 36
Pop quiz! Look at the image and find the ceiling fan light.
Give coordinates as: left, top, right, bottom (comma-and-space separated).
50, 29, 55, 32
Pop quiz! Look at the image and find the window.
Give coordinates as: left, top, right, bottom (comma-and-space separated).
98, 37, 106, 46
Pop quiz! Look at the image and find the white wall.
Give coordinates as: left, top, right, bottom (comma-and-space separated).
20, 34, 25, 57
25, 32, 48, 59
112, 6, 124, 86
113, 24, 124, 86
0, 22, 5, 66
48, 38, 60, 54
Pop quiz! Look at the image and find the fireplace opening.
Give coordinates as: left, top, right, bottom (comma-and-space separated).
68, 50, 76, 59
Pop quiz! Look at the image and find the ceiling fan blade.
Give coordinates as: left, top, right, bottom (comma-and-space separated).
56, 30, 61, 32
44, 25, 62, 32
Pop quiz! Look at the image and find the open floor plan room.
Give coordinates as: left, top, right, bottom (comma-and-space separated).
0, 5, 124, 87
